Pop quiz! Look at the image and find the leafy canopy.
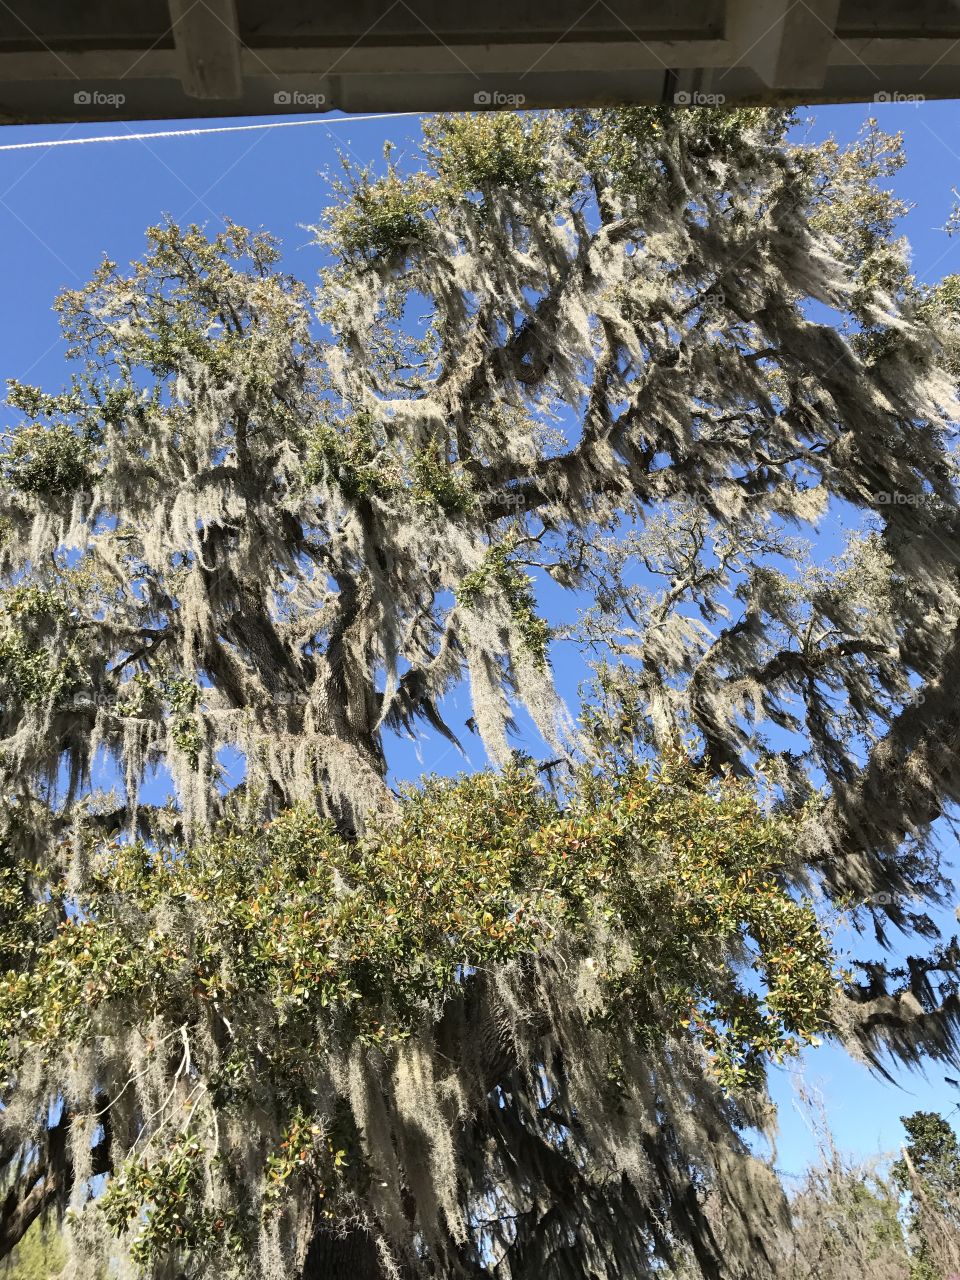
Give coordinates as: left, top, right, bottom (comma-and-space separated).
0, 106, 959, 1280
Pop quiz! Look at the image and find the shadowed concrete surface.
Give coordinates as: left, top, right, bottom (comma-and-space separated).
1, 0, 959, 123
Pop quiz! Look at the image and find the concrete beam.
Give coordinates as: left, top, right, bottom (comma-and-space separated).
3, 13, 960, 124
169, 0, 242, 99
725, 0, 842, 89
4, 32, 960, 85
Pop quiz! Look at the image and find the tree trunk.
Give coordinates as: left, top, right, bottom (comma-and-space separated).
301, 1227, 394, 1280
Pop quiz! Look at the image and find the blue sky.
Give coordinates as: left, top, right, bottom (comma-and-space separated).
1, 101, 958, 1176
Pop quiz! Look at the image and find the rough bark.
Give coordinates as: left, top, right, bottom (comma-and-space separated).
301, 1228, 394, 1280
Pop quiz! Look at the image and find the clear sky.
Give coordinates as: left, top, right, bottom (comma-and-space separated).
1, 100, 958, 1177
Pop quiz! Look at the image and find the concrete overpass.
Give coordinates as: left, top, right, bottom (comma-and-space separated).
0, 1, 959, 124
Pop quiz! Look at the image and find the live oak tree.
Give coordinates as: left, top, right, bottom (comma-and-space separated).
777, 1154, 911, 1280
2, 1220, 69, 1280
894, 1110, 960, 1278
1, 108, 959, 1279
675, 1098, 915, 1280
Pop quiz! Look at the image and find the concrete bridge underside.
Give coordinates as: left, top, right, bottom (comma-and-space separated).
1, 1, 959, 124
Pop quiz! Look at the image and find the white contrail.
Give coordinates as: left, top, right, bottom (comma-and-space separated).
0, 111, 424, 153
